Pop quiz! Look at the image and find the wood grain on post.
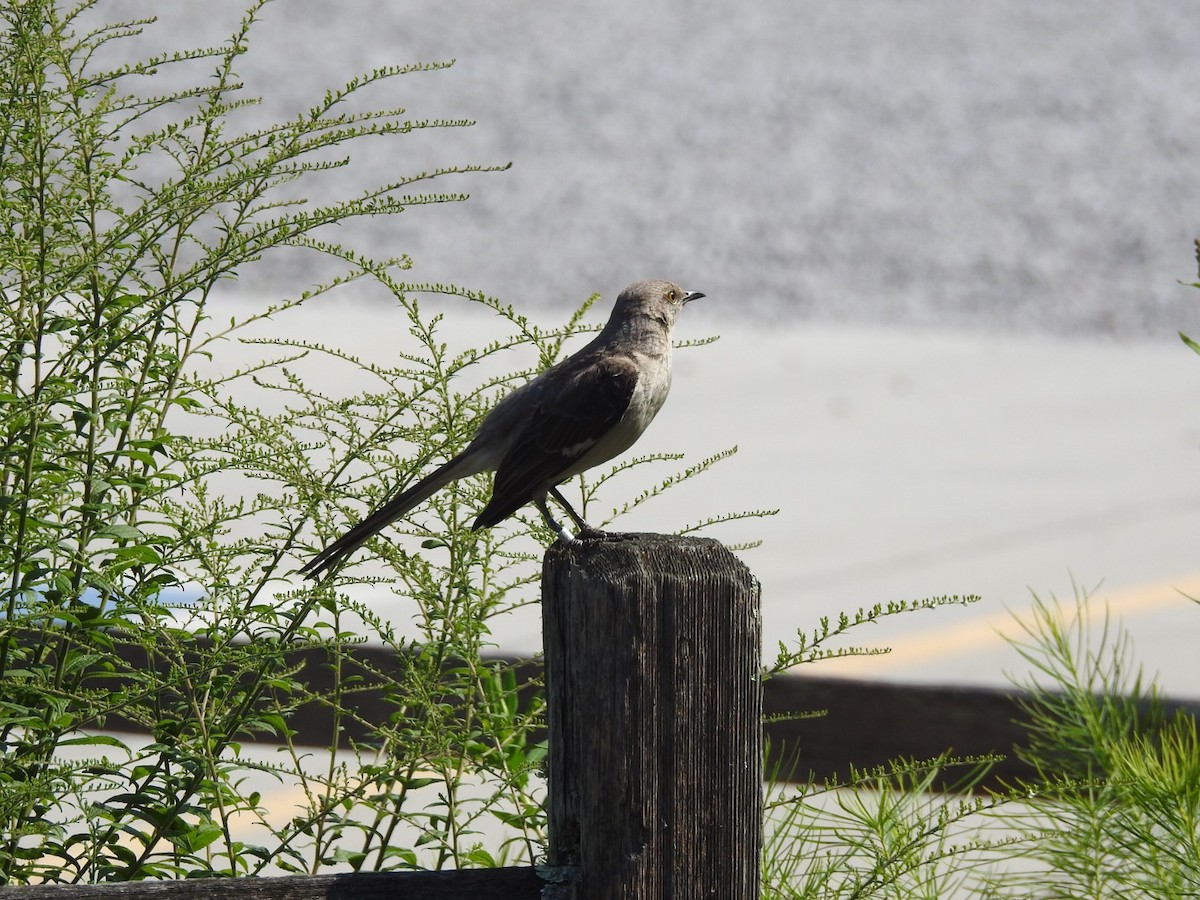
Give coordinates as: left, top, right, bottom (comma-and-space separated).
542, 534, 762, 899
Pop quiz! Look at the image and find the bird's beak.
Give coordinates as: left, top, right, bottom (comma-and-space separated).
683, 290, 705, 304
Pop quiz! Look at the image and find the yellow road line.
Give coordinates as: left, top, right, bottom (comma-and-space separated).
820, 572, 1200, 676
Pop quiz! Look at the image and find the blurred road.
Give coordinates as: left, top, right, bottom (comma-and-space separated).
224, 298, 1200, 699
88, 0, 1200, 337
77, 0, 1200, 694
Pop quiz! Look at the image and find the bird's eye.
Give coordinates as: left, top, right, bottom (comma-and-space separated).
667, 289, 677, 302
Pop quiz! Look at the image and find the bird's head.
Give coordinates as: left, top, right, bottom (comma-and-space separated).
612, 279, 705, 331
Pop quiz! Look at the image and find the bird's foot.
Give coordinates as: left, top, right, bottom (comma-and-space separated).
549, 525, 622, 545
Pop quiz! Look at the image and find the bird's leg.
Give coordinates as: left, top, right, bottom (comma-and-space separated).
535, 494, 576, 543
549, 487, 605, 539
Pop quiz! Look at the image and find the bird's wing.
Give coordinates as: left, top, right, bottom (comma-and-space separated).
472, 353, 638, 529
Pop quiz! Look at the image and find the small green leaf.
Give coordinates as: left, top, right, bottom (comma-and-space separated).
98, 523, 143, 541
109, 544, 163, 566
56, 733, 130, 750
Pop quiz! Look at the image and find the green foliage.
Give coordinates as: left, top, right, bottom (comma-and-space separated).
0, 0, 503, 879
763, 590, 1200, 899
765, 595, 980, 679
763, 754, 1014, 900
762, 596, 1015, 899
0, 0, 759, 882
982, 590, 1200, 898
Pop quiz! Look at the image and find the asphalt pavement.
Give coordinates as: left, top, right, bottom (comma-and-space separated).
228, 297, 1200, 700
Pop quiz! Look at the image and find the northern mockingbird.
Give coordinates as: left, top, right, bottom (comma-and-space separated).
301, 279, 704, 580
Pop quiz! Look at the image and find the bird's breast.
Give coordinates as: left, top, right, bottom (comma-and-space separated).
548, 356, 668, 485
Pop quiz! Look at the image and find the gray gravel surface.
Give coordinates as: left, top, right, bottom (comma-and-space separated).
83, 1, 1200, 337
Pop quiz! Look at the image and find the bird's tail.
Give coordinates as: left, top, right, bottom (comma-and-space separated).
301, 454, 474, 580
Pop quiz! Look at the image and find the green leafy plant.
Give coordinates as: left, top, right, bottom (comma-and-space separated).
765, 596, 980, 679
761, 588, 1200, 899
761, 595, 1018, 900
0, 0, 763, 882
762, 753, 1012, 900
982, 590, 1200, 898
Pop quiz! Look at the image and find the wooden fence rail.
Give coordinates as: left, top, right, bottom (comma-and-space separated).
85, 607, 1200, 793
0, 869, 547, 900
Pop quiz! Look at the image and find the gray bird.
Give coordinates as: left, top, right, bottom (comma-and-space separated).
302, 279, 704, 579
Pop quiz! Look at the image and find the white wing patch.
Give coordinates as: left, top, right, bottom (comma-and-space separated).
560, 437, 599, 458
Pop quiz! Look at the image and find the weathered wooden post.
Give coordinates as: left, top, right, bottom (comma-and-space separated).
542, 534, 762, 899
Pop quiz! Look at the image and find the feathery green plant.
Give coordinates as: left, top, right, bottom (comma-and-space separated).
761, 588, 1200, 899
0, 0, 764, 880
982, 590, 1200, 897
